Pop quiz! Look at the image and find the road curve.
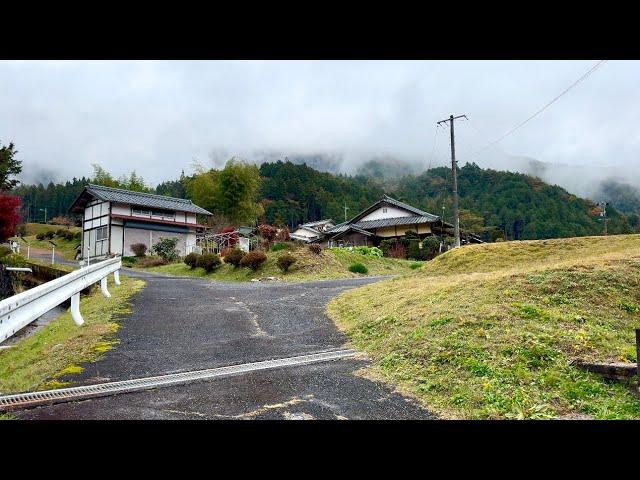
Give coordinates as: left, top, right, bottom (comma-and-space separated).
17, 270, 434, 420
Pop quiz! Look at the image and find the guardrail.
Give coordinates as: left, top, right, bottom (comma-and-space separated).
0, 257, 122, 344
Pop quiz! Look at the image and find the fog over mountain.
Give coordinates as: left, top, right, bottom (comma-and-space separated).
2, 60, 639, 204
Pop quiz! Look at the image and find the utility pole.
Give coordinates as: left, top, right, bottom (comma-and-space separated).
437, 114, 467, 247
599, 201, 608, 235
344, 202, 349, 222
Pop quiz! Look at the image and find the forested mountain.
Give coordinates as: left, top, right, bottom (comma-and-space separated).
258, 161, 383, 226
11, 159, 635, 240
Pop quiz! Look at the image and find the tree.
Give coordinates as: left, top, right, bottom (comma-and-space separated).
184, 163, 219, 214
215, 159, 263, 224
0, 142, 22, 191
0, 194, 21, 241
91, 164, 120, 188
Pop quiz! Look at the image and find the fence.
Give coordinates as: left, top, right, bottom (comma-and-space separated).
0, 257, 122, 344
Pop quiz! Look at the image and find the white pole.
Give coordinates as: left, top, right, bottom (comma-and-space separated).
51, 246, 55, 265
70, 292, 84, 326
100, 277, 111, 298
27, 244, 30, 259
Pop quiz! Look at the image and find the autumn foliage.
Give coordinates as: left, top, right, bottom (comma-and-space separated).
0, 194, 21, 242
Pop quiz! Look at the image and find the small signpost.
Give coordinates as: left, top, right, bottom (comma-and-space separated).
48, 240, 57, 265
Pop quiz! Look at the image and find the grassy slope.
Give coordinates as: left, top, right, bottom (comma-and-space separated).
328, 234, 640, 419
138, 245, 418, 282
0, 276, 144, 395
12, 223, 82, 261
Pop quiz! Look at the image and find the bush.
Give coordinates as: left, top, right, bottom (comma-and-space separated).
258, 224, 278, 243
137, 257, 168, 268
56, 228, 67, 237
410, 262, 423, 270
344, 246, 383, 257
36, 232, 45, 241
276, 226, 291, 242
240, 251, 267, 271
271, 242, 289, 252
16, 224, 27, 237
50, 215, 74, 227
131, 243, 148, 257
44, 230, 55, 240
0, 246, 11, 258
184, 252, 201, 269
348, 262, 368, 274
387, 243, 407, 259
220, 247, 233, 257
196, 253, 222, 272
308, 244, 322, 255
276, 254, 297, 273
224, 248, 246, 268
64, 230, 79, 242
151, 237, 179, 261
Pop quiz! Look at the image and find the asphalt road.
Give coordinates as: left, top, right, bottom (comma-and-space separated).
17, 270, 434, 420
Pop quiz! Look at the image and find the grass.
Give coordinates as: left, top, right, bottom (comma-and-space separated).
12, 223, 82, 261
328, 234, 640, 419
133, 244, 416, 282
0, 276, 145, 396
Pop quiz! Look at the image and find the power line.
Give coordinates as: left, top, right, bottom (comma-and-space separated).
471, 60, 607, 158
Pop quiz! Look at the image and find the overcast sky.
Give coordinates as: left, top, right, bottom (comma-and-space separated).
1, 60, 638, 193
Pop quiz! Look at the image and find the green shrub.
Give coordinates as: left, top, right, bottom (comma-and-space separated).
56, 228, 67, 237
0, 253, 26, 268
130, 243, 148, 257
348, 262, 368, 274
276, 254, 297, 273
16, 224, 27, 237
184, 252, 201, 269
240, 251, 267, 271
271, 242, 289, 252
196, 253, 222, 273
150, 237, 179, 261
36, 232, 45, 241
44, 230, 55, 240
64, 230, 79, 241
121, 256, 138, 266
0, 246, 12, 258
410, 262, 423, 270
308, 244, 322, 255
223, 248, 246, 268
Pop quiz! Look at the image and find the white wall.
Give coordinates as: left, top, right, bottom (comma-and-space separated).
291, 228, 317, 239
111, 202, 130, 216
360, 205, 412, 221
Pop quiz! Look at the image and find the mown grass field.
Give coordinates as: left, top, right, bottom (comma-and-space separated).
0, 276, 144, 398
134, 244, 419, 282
328, 234, 640, 419
11, 223, 82, 261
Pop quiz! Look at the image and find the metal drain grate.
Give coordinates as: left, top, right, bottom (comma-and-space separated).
0, 349, 357, 411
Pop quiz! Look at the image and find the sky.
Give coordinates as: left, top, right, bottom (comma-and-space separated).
1, 60, 639, 196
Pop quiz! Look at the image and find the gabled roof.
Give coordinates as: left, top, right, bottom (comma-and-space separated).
69, 184, 213, 215
302, 219, 334, 228
329, 224, 374, 239
347, 194, 440, 224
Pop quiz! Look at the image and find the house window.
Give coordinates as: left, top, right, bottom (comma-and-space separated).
96, 226, 109, 242
151, 209, 175, 221
132, 208, 151, 217
382, 208, 388, 213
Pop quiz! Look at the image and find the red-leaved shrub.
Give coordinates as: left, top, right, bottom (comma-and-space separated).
276, 226, 290, 242
240, 251, 267, 271
220, 226, 238, 247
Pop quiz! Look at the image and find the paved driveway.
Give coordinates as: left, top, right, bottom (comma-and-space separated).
18, 270, 433, 420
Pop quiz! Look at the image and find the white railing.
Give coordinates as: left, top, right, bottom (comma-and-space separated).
0, 257, 122, 344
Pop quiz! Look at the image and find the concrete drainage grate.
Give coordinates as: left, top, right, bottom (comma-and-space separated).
0, 349, 357, 411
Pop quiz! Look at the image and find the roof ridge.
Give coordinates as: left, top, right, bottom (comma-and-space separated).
87, 184, 194, 204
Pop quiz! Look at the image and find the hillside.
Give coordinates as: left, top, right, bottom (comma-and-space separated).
134, 244, 418, 282
328, 234, 640, 419
12, 160, 636, 241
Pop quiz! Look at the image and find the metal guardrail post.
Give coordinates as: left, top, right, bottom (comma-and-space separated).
114, 270, 121, 285
100, 277, 111, 298
70, 292, 83, 326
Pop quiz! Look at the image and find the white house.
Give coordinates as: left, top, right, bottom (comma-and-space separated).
69, 184, 212, 260
290, 219, 336, 243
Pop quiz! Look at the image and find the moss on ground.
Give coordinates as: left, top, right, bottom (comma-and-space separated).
0, 276, 144, 394
328, 234, 640, 419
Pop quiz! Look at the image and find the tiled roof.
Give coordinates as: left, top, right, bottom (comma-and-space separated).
80, 184, 212, 215
354, 215, 437, 229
